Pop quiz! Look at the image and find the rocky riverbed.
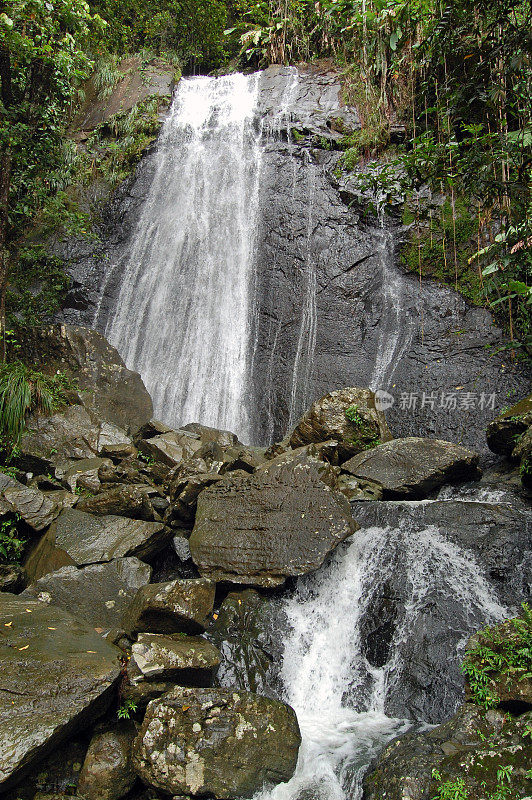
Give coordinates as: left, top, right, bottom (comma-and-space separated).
0, 325, 530, 800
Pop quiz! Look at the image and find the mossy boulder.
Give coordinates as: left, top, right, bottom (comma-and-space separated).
289, 387, 392, 461
364, 704, 532, 800
132, 687, 301, 798
486, 392, 532, 457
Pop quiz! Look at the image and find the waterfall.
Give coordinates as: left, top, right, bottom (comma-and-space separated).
252, 504, 507, 800
97, 74, 262, 441
287, 155, 318, 428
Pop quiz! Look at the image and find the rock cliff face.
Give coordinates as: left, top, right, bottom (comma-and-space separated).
60, 65, 530, 451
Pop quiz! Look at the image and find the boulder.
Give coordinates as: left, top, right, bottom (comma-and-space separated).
207, 589, 282, 694
363, 704, 532, 800
24, 508, 168, 582
24, 324, 153, 432
22, 558, 152, 631
17, 405, 132, 475
166, 473, 225, 525
256, 442, 340, 489
131, 633, 221, 683
337, 473, 383, 501
0, 593, 120, 791
76, 484, 156, 519
0, 563, 25, 592
77, 724, 137, 800
137, 430, 203, 467
182, 422, 240, 448
122, 578, 215, 637
62, 457, 113, 493
0, 472, 62, 532
486, 392, 532, 456
189, 461, 358, 587
288, 387, 392, 461
464, 615, 532, 710
131, 687, 301, 798
341, 437, 481, 498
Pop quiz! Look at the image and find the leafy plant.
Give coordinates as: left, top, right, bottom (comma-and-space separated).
0, 516, 25, 563
117, 698, 138, 719
461, 603, 532, 708
345, 404, 364, 426
0, 362, 74, 445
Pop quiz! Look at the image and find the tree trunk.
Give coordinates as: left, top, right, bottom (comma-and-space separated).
0, 148, 12, 362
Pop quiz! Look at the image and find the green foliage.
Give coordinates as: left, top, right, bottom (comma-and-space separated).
345, 404, 363, 425
0, 361, 74, 444
461, 603, 532, 708
7, 247, 71, 329
117, 698, 138, 719
0, 515, 25, 563
431, 771, 468, 800
89, 0, 227, 70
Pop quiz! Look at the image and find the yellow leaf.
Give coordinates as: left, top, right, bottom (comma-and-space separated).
18, 645, 29, 651
4, 621, 13, 627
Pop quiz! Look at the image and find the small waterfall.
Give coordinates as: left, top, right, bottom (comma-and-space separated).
369, 218, 414, 393
97, 74, 262, 441
288, 155, 318, 428
254, 512, 507, 800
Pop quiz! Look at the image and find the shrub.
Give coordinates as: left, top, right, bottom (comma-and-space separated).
0, 362, 75, 445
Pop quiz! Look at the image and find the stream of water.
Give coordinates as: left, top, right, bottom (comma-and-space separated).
251, 498, 508, 800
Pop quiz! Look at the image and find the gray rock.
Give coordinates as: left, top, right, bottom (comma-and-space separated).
18, 405, 101, 473
0, 563, 25, 592
256, 442, 341, 488
25, 324, 153, 433
289, 388, 392, 461
182, 422, 240, 447
137, 430, 202, 467
363, 704, 532, 800
173, 534, 192, 562
22, 558, 152, 631
486, 392, 532, 456
122, 578, 215, 636
131, 686, 301, 798
190, 461, 357, 587
207, 589, 282, 695
342, 437, 481, 498
337, 473, 383, 501
0, 593, 120, 791
76, 484, 155, 519
77, 724, 137, 800
62, 457, 113, 493
131, 633, 221, 682
24, 508, 168, 582
0, 472, 61, 532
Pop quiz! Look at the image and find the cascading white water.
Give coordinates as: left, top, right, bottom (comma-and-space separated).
255, 514, 507, 800
97, 74, 262, 441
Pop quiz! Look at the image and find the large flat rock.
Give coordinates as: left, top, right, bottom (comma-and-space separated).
189, 461, 357, 587
0, 593, 121, 791
342, 437, 481, 498
22, 558, 152, 631
25, 508, 168, 582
